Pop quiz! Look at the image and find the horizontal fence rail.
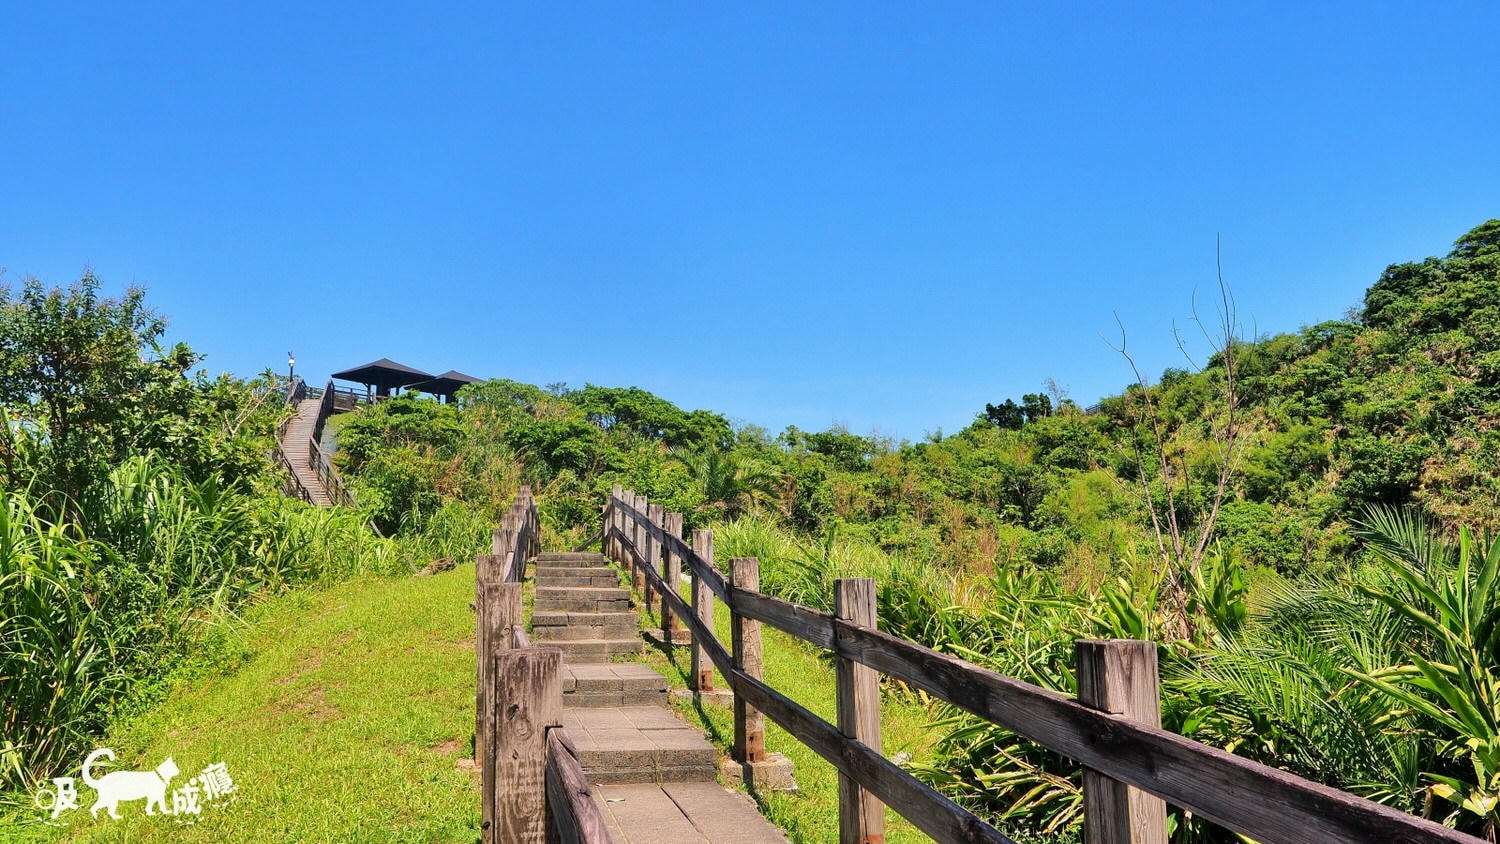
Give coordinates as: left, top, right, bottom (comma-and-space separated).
602, 488, 1477, 844
475, 488, 611, 844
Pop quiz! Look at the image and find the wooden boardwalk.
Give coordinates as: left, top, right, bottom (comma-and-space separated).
528, 552, 790, 843
279, 398, 331, 505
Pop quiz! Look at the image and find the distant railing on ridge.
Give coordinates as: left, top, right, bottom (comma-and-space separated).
274, 377, 316, 504
273, 376, 358, 507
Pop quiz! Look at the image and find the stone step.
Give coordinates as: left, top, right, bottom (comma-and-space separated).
536, 567, 622, 588
532, 610, 640, 641
536, 585, 631, 613
533, 552, 610, 568
550, 638, 643, 662
563, 663, 669, 708
591, 783, 793, 843
563, 706, 718, 785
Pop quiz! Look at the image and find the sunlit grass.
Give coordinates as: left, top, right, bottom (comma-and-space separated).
13, 565, 482, 842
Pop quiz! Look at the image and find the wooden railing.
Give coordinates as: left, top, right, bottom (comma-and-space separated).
474, 488, 611, 844
602, 487, 1477, 844
273, 377, 316, 503
307, 437, 356, 508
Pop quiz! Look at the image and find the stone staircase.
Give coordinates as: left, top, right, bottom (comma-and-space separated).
525, 551, 790, 841
528, 552, 719, 786
532, 552, 643, 663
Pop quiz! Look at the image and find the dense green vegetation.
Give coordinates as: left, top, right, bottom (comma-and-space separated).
0, 276, 423, 803
332, 220, 1500, 839
5, 219, 1496, 839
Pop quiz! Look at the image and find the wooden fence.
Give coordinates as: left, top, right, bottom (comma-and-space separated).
273, 377, 316, 504
475, 487, 612, 844
602, 486, 1477, 844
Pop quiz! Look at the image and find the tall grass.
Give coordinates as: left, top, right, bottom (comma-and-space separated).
713, 513, 1495, 840
0, 453, 405, 794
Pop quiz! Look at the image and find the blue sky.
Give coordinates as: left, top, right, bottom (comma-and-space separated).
3, 3, 1496, 441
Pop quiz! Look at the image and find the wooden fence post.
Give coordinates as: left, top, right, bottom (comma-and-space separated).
1076, 639, 1168, 844
489, 647, 563, 844
835, 578, 885, 844
691, 529, 715, 692
661, 509, 682, 640
605, 485, 621, 558
644, 503, 664, 620
478, 582, 522, 844
731, 557, 765, 764
630, 493, 647, 594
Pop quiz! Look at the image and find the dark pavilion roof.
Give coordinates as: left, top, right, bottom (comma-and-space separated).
330, 358, 433, 391
407, 370, 483, 400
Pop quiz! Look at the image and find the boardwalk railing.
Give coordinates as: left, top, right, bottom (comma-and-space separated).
274, 377, 317, 503
601, 486, 1477, 844
308, 435, 356, 507
475, 487, 611, 844
274, 376, 358, 507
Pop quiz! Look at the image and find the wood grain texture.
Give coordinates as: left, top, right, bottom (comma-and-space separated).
727, 656, 1009, 844
477, 581, 523, 838
832, 621, 1473, 843
691, 528, 716, 692
1076, 640, 1166, 844
836, 579, 885, 844
612, 494, 730, 601
545, 728, 614, 844
629, 493, 646, 592
490, 648, 563, 844
731, 587, 837, 649
731, 557, 765, 764
662, 511, 683, 638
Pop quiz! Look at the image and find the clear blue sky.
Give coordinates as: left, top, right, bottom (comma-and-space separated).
4, 3, 1496, 441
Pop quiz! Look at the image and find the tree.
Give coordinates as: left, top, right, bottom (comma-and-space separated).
0, 273, 191, 512
983, 393, 1052, 430
1109, 250, 1245, 638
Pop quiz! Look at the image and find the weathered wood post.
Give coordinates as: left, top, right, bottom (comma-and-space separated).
1076, 639, 1168, 844
691, 529, 716, 692
644, 503, 664, 621
606, 485, 623, 559
475, 545, 509, 763
488, 647, 563, 844
478, 580, 522, 844
730, 557, 765, 765
835, 578, 885, 844
661, 510, 683, 643
630, 493, 647, 594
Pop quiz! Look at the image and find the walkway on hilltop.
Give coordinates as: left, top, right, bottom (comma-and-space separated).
280, 396, 332, 505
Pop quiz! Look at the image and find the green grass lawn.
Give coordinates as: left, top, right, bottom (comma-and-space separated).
5, 556, 955, 844
634, 587, 945, 844
9, 567, 484, 843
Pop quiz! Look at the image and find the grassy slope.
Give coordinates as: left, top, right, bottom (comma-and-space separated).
9, 559, 949, 843
14, 568, 482, 843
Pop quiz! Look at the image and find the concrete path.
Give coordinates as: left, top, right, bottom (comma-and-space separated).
529, 552, 790, 843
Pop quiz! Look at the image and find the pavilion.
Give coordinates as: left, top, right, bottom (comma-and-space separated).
407, 370, 483, 403
330, 358, 433, 399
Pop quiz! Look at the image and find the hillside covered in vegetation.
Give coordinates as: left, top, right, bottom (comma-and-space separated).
348, 220, 1500, 582
333, 219, 1500, 840
4, 220, 1497, 840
